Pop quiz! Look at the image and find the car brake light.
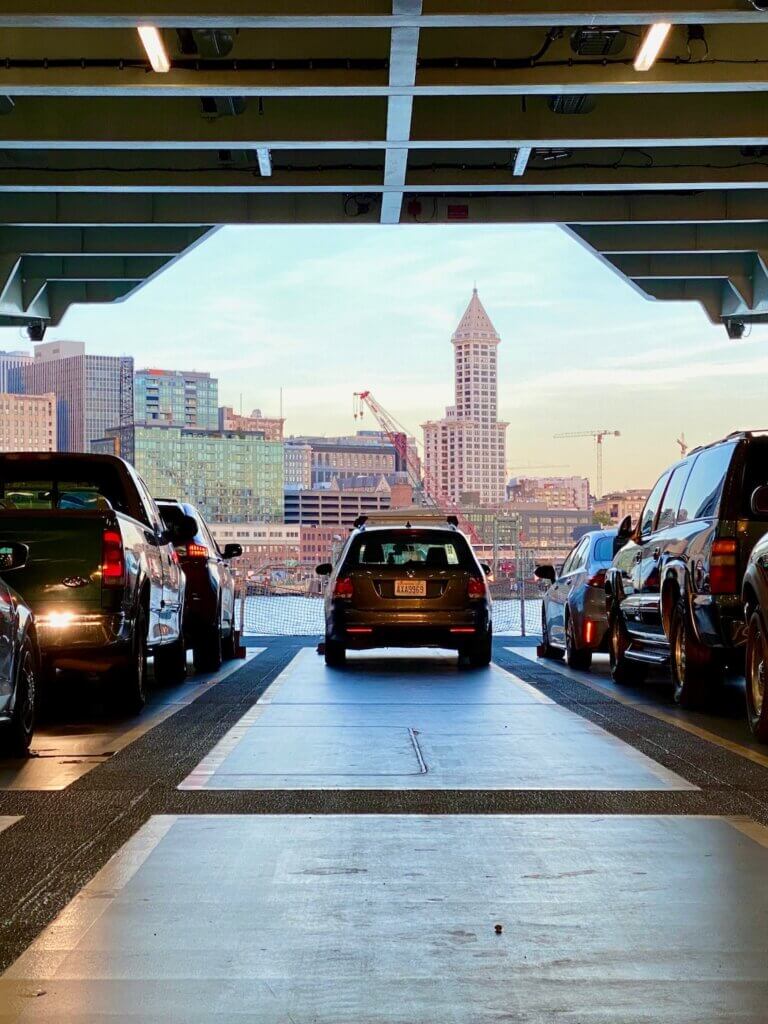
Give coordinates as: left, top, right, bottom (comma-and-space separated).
586, 569, 606, 588
710, 538, 738, 594
334, 576, 354, 599
179, 542, 208, 560
102, 528, 125, 586
467, 577, 485, 599
584, 619, 596, 645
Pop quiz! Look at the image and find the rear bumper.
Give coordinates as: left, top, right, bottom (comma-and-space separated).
36, 611, 132, 671
327, 602, 491, 649
691, 593, 745, 648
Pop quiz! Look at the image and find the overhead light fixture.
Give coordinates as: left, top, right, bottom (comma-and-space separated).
137, 26, 171, 73
547, 96, 597, 115
570, 28, 627, 57
634, 22, 672, 72
512, 147, 532, 177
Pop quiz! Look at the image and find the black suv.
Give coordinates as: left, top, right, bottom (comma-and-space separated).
606, 432, 768, 708
317, 519, 492, 668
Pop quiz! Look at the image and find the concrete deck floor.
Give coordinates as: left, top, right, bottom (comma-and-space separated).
181, 649, 693, 791
2, 641, 768, 1021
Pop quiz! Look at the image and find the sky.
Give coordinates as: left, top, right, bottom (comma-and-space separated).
2, 222, 766, 495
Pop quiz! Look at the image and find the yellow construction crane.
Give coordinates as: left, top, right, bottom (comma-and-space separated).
553, 430, 621, 498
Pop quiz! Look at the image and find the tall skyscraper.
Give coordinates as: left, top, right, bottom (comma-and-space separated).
422, 289, 508, 506
0, 350, 33, 393
135, 368, 219, 430
23, 341, 134, 454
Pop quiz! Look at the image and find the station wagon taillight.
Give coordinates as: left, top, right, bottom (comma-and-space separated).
467, 577, 485, 599
334, 576, 354, 599
710, 538, 738, 594
102, 528, 125, 586
586, 569, 607, 588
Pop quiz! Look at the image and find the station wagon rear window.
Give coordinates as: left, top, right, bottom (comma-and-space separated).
345, 530, 473, 569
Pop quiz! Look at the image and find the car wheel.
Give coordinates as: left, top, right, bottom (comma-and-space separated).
609, 608, 646, 685
324, 637, 346, 667
194, 611, 223, 673
539, 606, 563, 661
0, 635, 37, 757
466, 627, 492, 668
565, 615, 592, 671
222, 613, 238, 661
670, 596, 721, 709
745, 610, 768, 741
153, 634, 187, 686
111, 605, 148, 715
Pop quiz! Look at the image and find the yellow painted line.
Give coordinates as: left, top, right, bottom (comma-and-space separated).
506, 646, 768, 772
726, 816, 768, 849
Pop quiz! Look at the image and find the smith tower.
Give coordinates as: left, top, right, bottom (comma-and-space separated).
422, 289, 508, 506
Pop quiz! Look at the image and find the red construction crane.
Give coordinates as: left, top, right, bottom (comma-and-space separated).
352, 390, 482, 544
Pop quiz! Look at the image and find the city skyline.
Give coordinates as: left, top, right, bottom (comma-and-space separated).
2, 223, 766, 493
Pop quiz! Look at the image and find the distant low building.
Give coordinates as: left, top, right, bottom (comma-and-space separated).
0, 392, 56, 452
208, 522, 301, 571
300, 526, 346, 565
515, 506, 595, 551
287, 430, 412, 489
594, 489, 650, 526
283, 440, 314, 491
507, 475, 590, 510
285, 477, 392, 527
219, 406, 284, 441
0, 350, 32, 394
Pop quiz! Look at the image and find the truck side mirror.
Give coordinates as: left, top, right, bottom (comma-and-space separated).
316, 562, 333, 576
614, 514, 633, 556
0, 542, 28, 572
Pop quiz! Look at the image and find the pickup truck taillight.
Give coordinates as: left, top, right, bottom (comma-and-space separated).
102, 528, 125, 586
333, 576, 354, 599
710, 538, 738, 594
467, 576, 486, 599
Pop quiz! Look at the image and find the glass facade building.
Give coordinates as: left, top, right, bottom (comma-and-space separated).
99, 424, 284, 523
134, 368, 219, 430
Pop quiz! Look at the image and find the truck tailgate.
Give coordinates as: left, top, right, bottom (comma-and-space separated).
0, 511, 105, 611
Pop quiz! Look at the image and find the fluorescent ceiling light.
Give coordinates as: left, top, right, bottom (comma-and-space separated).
634, 22, 672, 72
513, 147, 532, 177
256, 147, 273, 177
138, 26, 171, 73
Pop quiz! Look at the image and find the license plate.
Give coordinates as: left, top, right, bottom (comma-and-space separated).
395, 579, 426, 597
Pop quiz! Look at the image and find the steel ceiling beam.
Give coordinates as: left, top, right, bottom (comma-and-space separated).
0, 225, 212, 255
380, 0, 421, 224
0, 1, 759, 28
2, 93, 768, 150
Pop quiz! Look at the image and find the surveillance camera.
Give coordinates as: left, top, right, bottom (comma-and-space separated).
725, 318, 746, 340
26, 321, 47, 342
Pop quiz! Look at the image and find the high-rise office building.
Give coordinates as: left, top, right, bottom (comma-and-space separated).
422, 289, 508, 505
0, 350, 33, 393
23, 341, 134, 454
135, 368, 218, 430
0, 392, 56, 452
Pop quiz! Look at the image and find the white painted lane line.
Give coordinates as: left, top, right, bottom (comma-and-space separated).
507, 645, 768, 772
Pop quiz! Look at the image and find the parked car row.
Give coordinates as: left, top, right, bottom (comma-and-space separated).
536, 431, 768, 741
0, 452, 242, 756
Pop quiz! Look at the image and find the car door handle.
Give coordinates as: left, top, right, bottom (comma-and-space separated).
634, 553, 642, 563
652, 548, 661, 559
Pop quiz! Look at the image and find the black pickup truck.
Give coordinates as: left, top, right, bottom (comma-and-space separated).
0, 452, 196, 712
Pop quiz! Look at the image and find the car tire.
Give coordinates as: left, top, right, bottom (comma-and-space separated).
194, 613, 223, 673
324, 637, 346, 667
670, 596, 721, 709
539, 607, 564, 661
609, 608, 646, 685
153, 634, 187, 686
0, 634, 37, 757
111, 605, 148, 715
565, 615, 592, 671
745, 610, 768, 741
222, 614, 238, 661
466, 628, 492, 668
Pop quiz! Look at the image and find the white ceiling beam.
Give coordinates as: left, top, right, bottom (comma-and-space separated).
381, 0, 421, 224
0, 2, 760, 28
